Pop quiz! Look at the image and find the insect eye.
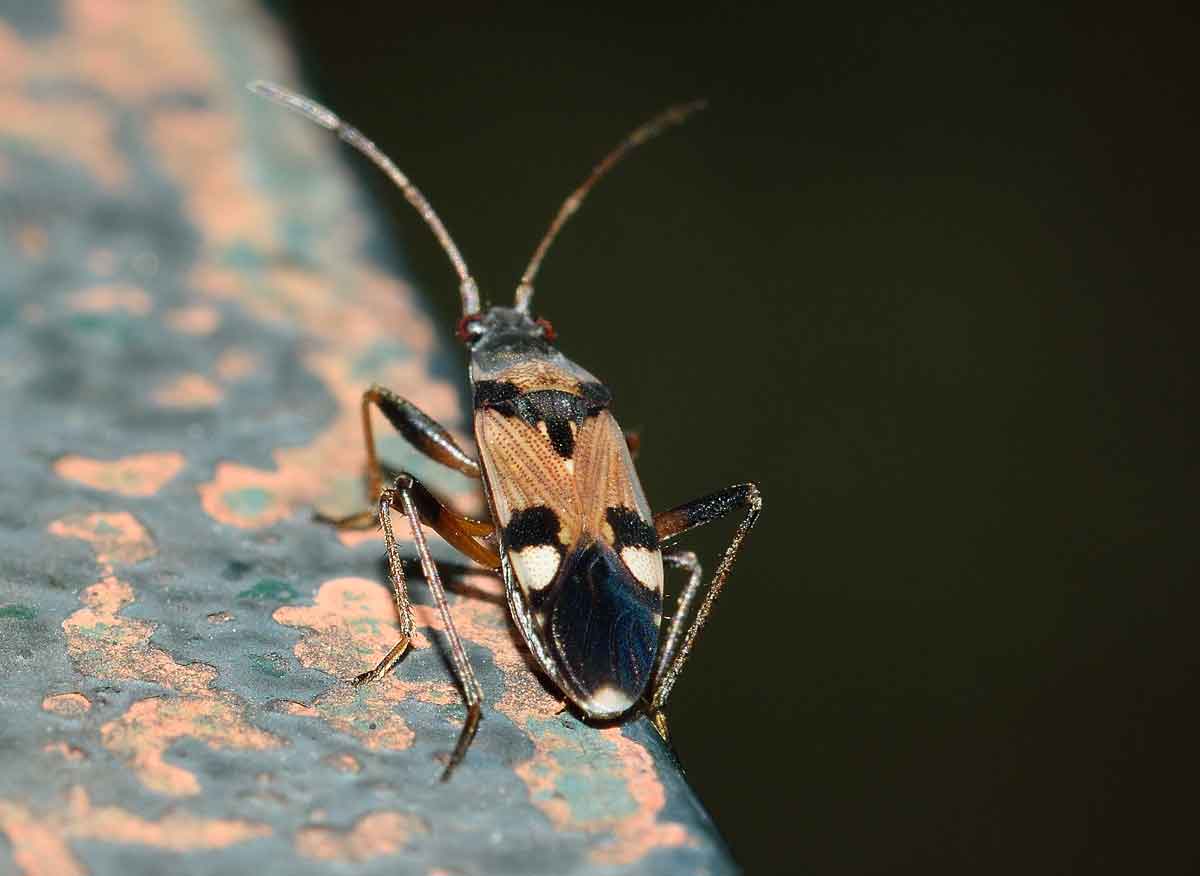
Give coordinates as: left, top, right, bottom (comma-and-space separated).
456, 314, 486, 344
535, 318, 557, 342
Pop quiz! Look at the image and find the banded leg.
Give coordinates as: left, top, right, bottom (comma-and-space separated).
648, 483, 763, 713
355, 472, 498, 780
644, 548, 701, 740
322, 384, 481, 528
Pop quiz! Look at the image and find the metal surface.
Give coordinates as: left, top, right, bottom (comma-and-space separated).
0, 2, 735, 873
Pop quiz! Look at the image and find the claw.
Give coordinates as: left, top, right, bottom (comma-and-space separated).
348, 636, 410, 688
649, 709, 670, 742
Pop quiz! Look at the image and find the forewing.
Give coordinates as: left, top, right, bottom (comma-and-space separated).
478, 407, 665, 716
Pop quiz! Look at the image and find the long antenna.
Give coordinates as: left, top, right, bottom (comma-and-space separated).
248, 81, 481, 317
514, 99, 707, 313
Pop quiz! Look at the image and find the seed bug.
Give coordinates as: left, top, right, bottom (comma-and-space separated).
250, 81, 762, 780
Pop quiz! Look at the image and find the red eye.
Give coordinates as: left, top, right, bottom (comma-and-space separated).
456, 314, 484, 343
535, 318, 557, 342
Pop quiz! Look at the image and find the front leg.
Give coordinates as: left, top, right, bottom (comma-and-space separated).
322, 384, 481, 529
648, 483, 763, 713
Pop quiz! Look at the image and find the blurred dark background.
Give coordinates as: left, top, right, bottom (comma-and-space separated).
269, 3, 1197, 873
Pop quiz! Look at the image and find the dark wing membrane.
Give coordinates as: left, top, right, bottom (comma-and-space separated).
548, 541, 659, 714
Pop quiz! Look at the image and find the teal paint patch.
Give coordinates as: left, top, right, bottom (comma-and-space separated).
223, 487, 271, 517
237, 578, 299, 603
66, 313, 140, 343
222, 240, 264, 270
0, 604, 37, 620
249, 653, 288, 678
525, 717, 639, 824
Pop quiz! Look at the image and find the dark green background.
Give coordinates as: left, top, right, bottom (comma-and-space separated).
271, 4, 1196, 873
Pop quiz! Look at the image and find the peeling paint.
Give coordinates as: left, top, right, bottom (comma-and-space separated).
100, 695, 282, 797
41, 692, 92, 717
55, 451, 185, 497
164, 304, 221, 335
68, 284, 152, 316
152, 372, 224, 408
322, 752, 361, 773
296, 810, 426, 862
215, 347, 260, 381
48, 511, 156, 568
42, 742, 86, 762
0, 787, 271, 876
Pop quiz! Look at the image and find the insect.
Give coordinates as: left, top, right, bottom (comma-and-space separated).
251, 81, 762, 780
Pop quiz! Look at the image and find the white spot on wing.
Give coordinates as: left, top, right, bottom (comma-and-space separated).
583, 685, 637, 718
509, 544, 561, 592
620, 546, 663, 595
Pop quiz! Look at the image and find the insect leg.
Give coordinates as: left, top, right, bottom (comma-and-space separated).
322, 384, 481, 529
642, 548, 701, 740
401, 473, 499, 570
358, 472, 490, 780
648, 483, 763, 713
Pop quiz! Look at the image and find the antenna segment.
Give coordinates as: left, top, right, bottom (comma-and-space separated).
249, 80, 481, 317
514, 99, 707, 313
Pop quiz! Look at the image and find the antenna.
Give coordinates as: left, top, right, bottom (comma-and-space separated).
248, 81, 481, 317
514, 99, 707, 313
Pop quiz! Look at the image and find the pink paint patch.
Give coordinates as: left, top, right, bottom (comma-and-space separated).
54, 451, 185, 497
275, 689, 416, 752
214, 347, 259, 381
100, 696, 283, 797
42, 692, 92, 717
592, 732, 693, 865
152, 372, 223, 407
165, 304, 221, 335
48, 511, 156, 567
296, 811, 427, 862
42, 741, 87, 762
323, 752, 361, 773
68, 283, 152, 315
15, 223, 48, 258
0, 787, 271, 872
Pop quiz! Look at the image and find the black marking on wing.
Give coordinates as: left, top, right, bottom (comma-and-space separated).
541, 541, 660, 707
504, 505, 564, 554
474, 384, 610, 459
474, 380, 520, 409
606, 506, 659, 550
577, 381, 612, 409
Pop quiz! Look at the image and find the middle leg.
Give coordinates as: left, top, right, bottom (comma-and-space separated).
354, 472, 499, 780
